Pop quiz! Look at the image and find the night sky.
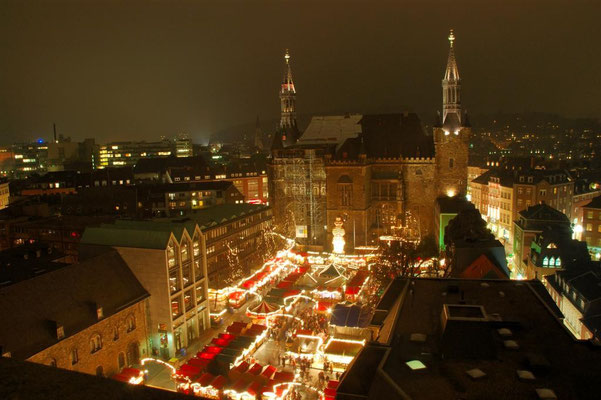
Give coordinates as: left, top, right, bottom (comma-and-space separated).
1, 0, 599, 144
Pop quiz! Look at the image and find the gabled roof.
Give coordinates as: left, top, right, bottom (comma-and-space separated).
0, 250, 148, 359
319, 263, 344, 278
459, 253, 510, 280
296, 115, 362, 149
518, 203, 570, 222
584, 196, 601, 210
359, 113, 434, 159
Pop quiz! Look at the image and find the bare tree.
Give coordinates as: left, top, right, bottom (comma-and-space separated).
373, 234, 440, 287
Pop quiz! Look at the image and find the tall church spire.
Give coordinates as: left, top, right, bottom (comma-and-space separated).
280, 49, 297, 129
442, 29, 462, 126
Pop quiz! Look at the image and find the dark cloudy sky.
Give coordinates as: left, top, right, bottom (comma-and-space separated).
1, 0, 599, 144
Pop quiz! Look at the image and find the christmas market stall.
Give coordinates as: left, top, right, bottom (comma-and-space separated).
322, 337, 366, 368
345, 270, 369, 302
329, 304, 372, 338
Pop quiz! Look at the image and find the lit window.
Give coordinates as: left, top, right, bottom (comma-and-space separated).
542, 257, 549, 266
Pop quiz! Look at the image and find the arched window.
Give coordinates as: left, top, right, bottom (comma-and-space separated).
90, 334, 102, 353
556, 258, 561, 267
542, 257, 549, 266
126, 315, 136, 333
47, 358, 57, 367
71, 348, 78, 365
113, 326, 119, 341
549, 257, 555, 267
118, 353, 126, 369
338, 176, 353, 207
449, 158, 454, 168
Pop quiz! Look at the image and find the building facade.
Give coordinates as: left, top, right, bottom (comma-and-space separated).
469, 168, 574, 253
0, 179, 8, 209
270, 31, 470, 251
98, 139, 173, 168
0, 250, 149, 378
575, 196, 601, 259
513, 204, 571, 278
196, 204, 273, 290
81, 221, 210, 359
546, 265, 601, 340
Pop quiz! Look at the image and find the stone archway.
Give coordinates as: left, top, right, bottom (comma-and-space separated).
126, 342, 140, 366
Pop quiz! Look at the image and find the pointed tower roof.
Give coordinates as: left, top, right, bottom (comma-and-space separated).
444, 29, 460, 82
282, 49, 296, 93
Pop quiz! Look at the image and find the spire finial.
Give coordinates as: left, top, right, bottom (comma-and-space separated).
284, 49, 290, 64
448, 29, 455, 48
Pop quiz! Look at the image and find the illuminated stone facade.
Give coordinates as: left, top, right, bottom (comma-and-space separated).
27, 301, 148, 378
270, 32, 470, 252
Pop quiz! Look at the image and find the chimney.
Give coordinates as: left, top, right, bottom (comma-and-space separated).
55, 322, 65, 340
0, 346, 11, 358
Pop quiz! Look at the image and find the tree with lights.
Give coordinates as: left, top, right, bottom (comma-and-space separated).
223, 240, 243, 287
373, 234, 439, 286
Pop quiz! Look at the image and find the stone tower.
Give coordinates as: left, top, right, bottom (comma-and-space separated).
272, 49, 300, 149
434, 29, 470, 197
280, 49, 297, 129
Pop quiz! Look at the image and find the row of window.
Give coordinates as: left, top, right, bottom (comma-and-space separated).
584, 223, 601, 233
584, 210, 601, 220
66, 315, 137, 366
171, 284, 206, 319
542, 256, 561, 268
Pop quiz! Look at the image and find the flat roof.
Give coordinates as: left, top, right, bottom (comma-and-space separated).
342, 278, 601, 399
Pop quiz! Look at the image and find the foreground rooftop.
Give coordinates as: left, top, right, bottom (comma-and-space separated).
339, 278, 601, 400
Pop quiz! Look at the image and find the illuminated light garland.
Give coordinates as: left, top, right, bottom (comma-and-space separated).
209, 308, 227, 317
232, 328, 269, 367
190, 382, 220, 399
320, 337, 366, 365
140, 357, 177, 375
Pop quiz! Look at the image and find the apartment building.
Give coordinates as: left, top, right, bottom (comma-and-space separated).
81, 220, 210, 359
575, 196, 601, 259
513, 203, 571, 278
469, 168, 574, 253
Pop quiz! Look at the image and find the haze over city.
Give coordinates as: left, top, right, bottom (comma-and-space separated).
1, 2, 601, 400
1, 0, 599, 144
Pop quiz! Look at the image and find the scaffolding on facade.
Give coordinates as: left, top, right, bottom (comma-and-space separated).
272, 148, 326, 247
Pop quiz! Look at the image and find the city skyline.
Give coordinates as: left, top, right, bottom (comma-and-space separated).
1, 1, 600, 143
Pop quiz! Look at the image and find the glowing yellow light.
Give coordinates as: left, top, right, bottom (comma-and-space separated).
447, 189, 456, 197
